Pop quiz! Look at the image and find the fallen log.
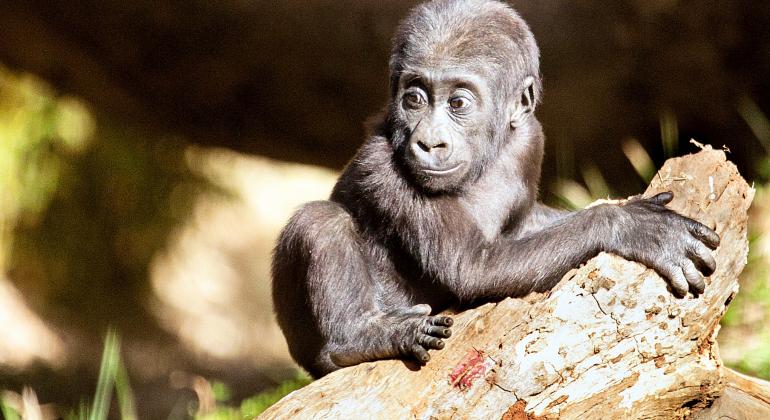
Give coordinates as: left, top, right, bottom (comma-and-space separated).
260, 146, 768, 419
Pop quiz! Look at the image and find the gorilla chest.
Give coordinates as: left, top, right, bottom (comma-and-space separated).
459, 175, 524, 242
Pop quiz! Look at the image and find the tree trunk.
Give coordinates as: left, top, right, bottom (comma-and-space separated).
260, 146, 768, 419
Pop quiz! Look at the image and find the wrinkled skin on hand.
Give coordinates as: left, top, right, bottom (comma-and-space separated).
389, 304, 453, 364
605, 192, 720, 297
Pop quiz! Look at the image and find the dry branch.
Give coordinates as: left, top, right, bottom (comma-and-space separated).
261, 146, 767, 419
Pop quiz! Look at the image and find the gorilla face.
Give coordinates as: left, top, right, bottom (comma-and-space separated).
393, 66, 498, 194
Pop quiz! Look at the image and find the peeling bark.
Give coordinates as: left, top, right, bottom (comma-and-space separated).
260, 147, 767, 419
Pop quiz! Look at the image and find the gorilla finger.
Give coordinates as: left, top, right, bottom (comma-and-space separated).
418, 335, 445, 350
430, 316, 453, 327
422, 325, 452, 338
685, 219, 720, 249
407, 304, 432, 316
688, 241, 716, 277
682, 260, 705, 296
411, 344, 430, 363
657, 264, 689, 298
646, 191, 674, 206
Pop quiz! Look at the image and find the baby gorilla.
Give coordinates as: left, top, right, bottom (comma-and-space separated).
272, 0, 719, 378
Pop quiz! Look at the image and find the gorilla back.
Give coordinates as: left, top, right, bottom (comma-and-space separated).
272, 0, 719, 378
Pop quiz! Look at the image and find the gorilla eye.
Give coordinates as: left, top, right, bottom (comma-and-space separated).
403, 90, 427, 109
449, 96, 472, 112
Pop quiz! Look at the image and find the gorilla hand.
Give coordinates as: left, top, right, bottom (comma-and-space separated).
388, 304, 453, 364
604, 192, 720, 297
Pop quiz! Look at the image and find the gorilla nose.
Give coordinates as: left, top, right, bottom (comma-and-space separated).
412, 139, 452, 166
416, 139, 448, 152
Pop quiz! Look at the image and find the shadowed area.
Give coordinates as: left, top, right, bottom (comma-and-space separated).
0, 1, 768, 185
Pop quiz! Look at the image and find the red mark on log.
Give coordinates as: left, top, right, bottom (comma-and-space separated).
449, 349, 489, 390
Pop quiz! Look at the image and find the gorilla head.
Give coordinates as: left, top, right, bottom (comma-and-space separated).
387, 0, 542, 193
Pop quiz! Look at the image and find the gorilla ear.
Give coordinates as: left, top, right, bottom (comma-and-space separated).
509, 76, 537, 129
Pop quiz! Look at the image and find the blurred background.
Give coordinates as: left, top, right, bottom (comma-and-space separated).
0, 0, 768, 418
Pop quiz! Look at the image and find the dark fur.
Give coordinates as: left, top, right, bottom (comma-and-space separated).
272, 0, 719, 378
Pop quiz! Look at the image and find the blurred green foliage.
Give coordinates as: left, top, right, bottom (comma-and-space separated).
721, 184, 770, 379
0, 330, 136, 420
719, 98, 770, 379
65, 330, 137, 420
0, 328, 310, 419
195, 374, 311, 420
0, 65, 208, 334
0, 64, 218, 417
0, 398, 21, 420
0, 66, 94, 269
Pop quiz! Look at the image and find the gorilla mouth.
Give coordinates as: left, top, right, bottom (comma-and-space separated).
422, 162, 465, 176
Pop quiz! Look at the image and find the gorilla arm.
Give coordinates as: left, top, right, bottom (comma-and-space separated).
428, 193, 720, 303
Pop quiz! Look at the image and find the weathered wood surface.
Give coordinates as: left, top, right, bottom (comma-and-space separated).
692, 367, 770, 419
261, 147, 761, 419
